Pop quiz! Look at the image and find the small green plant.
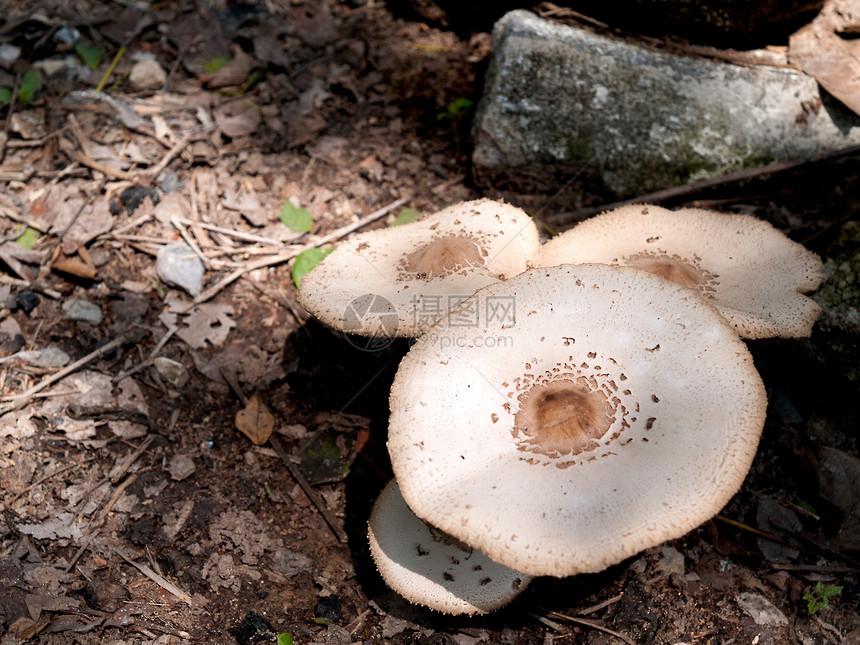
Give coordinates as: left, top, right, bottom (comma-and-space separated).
437, 97, 474, 157
292, 247, 333, 288
803, 581, 842, 615
437, 97, 474, 124
390, 207, 421, 227
279, 200, 313, 233
276, 633, 293, 645
75, 43, 106, 70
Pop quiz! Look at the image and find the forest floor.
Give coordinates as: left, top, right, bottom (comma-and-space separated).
1, 1, 859, 644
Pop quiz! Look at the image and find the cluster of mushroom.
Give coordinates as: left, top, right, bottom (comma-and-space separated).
298, 200, 824, 615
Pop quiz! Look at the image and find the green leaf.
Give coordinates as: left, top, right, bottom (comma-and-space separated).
390, 207, 421, 227
75, 43, 105, 70
277, 633, 293, 645
279, 200, 313, 233
450, 97, 474, 112
19, 69, 42, 103
0, 88, 11, 104
15, 227, 40, 249
203, 54, 232, 74
292, 247, 333, 288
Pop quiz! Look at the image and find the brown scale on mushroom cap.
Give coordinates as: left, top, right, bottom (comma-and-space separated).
623, 250, 718, 296
514, 378, 615, 457
388, 264, 767, 577
403, 234, 485, 279
534, 204, 824, 339
297, 199, 540, 337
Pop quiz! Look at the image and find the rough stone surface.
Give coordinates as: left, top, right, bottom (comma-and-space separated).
472, 10, 860, 196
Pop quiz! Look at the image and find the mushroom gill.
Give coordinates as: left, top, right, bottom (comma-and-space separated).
404, 234, 485, 279
513, 378, 615, 457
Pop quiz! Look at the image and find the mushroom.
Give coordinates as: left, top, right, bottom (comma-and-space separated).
298, 199, 540, 337
534, 204, 824, 339
387, 264, 767, 577
368, 480, 532, 615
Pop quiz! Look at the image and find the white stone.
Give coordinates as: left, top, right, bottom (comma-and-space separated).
129, 58, 167, 90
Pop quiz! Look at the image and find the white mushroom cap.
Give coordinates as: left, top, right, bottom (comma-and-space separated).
388, 264, 767, 577
298, 199, 540, 337
368, 480, 532, 615
535, 204, 824, 339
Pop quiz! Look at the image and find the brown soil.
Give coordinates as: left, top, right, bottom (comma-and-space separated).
1, 2, 859, 645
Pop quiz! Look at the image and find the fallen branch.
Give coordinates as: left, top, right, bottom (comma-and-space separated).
112, 545, 194, 606
172, 216, 284, 247
186, 195, 409, 309
552, 143, 860, 225
220, 366, 349, 544
534, 608, 636, 645
0, 333, 129, 417
113, 325, 178, 384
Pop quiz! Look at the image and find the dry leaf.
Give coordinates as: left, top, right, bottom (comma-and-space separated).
201, 46, 257, 89
214, 99, 262, 138
51, 245, 96, 280
235, 392, 274, 445
0, 242, 42, 280
789, 0, 860, 116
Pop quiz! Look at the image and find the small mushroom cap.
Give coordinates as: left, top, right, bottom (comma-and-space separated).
388, 264, 767, 577
298, 199, 540, 337
368, 480, 532, 615
535, 204, 824, 339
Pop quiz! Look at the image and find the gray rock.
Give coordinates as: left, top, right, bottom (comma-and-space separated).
62, 298, 103, 325
156, 243, 204, 296
473, 10, 860, 197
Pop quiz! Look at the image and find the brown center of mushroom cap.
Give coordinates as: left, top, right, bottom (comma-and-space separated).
404, 235, 485, 279
513, 379, 615, 457
624, 253, 716, 288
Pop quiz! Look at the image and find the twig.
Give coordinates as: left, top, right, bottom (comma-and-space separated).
172, 216, 284, 246
0, 333, 129, 416
534, 610, 636, 645
170, 216, 210, 269
65, 472, 141, 573
73, 150, 134, 180
6, 455, 98, 506
145, 132, 193, 182
186, 196, 409, 309
771, 563, 859, 574
112, 545, 194, 605
113, 325, 177, 383
96, 46, 127, 92
111, 436, 155, 483
0, 69, 21, 164
552, 143, 860, 225
269, 434, 349, 543
218, 366, 348, 543
577, 593, 624, 616
714, 514, 795, 548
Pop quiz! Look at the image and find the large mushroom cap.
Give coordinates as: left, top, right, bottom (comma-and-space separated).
298, 199, 540, 337
368, 480, 532, 615
535, 204, 824, 339
388, 264, 767, 577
